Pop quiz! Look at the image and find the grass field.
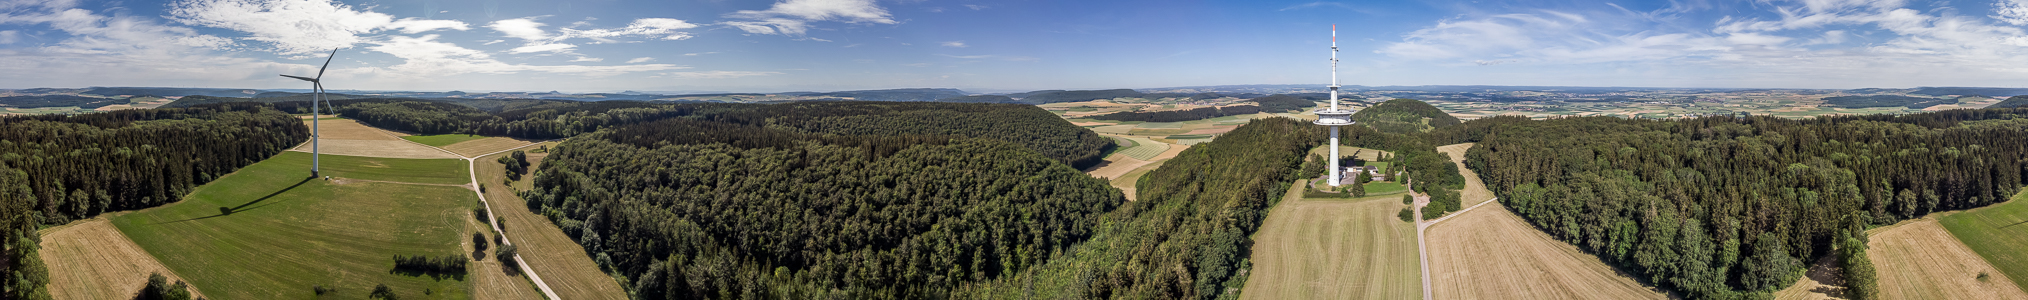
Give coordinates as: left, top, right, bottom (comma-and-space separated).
1425, 203, 1667, 299
40, 218, 203, 300
403, 134, 490, 147
109, 152, 480, 300
441, 137, 540, 158
1364, 182, 1406, 195
1243, 185, 1419, 299
1436, 143, 1494, 206
1164, 134, 1216, 139
480, 143, 631, 299
1940, 191, 2028, 292
292, 119, 460, 159
1872, 218, 2028, 299
1114, 136, 1169, 160
270, 151, 471, 185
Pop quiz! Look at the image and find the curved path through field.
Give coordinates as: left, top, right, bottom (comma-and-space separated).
364, 125, 566, 299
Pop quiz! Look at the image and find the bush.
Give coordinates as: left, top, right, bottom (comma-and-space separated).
1398, 208, 1414, 222
496, 244, 520, 270
391, 254, 467, 275
1402, 194, 1413, 205
134, 273, 193, 300
312, 285, 333, 295
369, 284, 397, 300
472, 233, 489, 256
473, 208, 489, 223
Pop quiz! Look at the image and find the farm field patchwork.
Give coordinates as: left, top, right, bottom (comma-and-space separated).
440, 137, 541, 157
1872, 217, 2028, 299
402, 134, 489, 147
1243, 187, 1419, 299
39, 218, 203, 300
480, 143, 631, 299
109, 152, 480, 300
1940, 191, 2028, 293
1424, 203, 1666, 300
1113, 135, 1169, 160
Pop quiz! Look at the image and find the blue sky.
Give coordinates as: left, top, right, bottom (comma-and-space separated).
6, 0, 2028, 92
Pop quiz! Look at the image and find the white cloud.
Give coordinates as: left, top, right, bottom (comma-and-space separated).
936, 54, 1038, 61
722, 0, 895, 35
662, 70, 782, 79
1998, 0, 2028, 25
626, 57, 655, 63
367, 34, 686, 78
0, 30, 16, 44
963, 4, 987, 10
166, 0, 466, 54
489, 17, 697, 54
570, 56, 602, 62
683, 52, 717, 56
941, 41, 967, 47
0, 0, 304, 88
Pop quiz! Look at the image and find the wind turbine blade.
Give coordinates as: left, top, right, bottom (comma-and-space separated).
281, 75, 317, 82
315, 48, 337, 80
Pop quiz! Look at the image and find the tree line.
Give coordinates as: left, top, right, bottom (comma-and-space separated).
1089, 105, 1262, 122
525, 117, 1124, 298
1, 103, 305, 300
1458, 109, 2028, 299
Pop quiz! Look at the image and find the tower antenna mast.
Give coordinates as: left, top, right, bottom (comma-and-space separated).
1313, 25, 1356, 186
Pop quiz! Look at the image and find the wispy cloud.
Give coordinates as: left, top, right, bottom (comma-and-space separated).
721, 0, 896, 35
937, 54, 1037, 61
662, 70, 782, 78
489, 17, 698, 54
627, 57, 655, 63
941, 41, 967, 48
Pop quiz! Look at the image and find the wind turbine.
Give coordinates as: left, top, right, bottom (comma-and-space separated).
282, 49, 338, 178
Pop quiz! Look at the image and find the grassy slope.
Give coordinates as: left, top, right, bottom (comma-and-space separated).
286, 151, 470, 184
110, 152, 478, 300
1242, 191, 1419, 300
1940, 191, 2028, 291
480, 143, 630, 298
403, 134, 490, 147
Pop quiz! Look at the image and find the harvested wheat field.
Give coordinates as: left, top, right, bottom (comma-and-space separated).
479, 145, 630, 299
442, 137, 541, 158
1869, 218, 2028, 299
1425, 203, 1666, 300
1084, 154, 1149, 180
1437, 143, 1495, 206
40, 218, 203, 300
290, 119, 459, 159
1243, 189, 1419, 300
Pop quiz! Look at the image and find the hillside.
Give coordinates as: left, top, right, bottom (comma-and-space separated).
162, 94, 373, 108
1351, 98, 1462, 133
1461, 109, 2028, 298
1249, 94, 1319, 112
1822, 95, 1955, 108
1991, 95, 2028, 108
806, 88, 969, 101
934, 95, 1017, 103
528, 117, 1122, 298
1089, 105, 1262, 122
1017, 89, 1145, 104
0, 95, 125, 108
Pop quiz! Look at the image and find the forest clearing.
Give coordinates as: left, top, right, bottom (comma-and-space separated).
477, 144, 631, 299
1242, 189, 1419, 300
1869, 218, 2028, 299
38, 219, 202, 300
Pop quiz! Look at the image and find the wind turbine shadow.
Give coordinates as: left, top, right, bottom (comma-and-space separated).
152, 177, 314, 225
2002, 219, 2028, 229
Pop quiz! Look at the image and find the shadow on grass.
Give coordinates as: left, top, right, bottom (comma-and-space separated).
151, 177, 313, 225
2003, 220, 2028, 229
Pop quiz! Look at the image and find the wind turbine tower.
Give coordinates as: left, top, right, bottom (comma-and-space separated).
282, 49, 338, 178
1314, 25, 1357, 186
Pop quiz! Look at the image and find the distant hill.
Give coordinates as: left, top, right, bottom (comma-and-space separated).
1015, 89, 1144, 104
936, 95, 1017, 103
1351, 98, 1461, 134
807, 88, 969, 102
1908, 87, 2028, 97
1249, 94, 1320, 112
0, 95, 125, 108
1991, 95, 2028, 108
163, 94, 373, 108
83, 87, 258, 98
1822, 95, 1955, 108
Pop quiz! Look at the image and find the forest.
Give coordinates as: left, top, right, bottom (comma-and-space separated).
1089, 105, 1262, 122
525, 117, 1123, 298
0, 95, 126, 109
1247, 94, 1318, 112
0, 103, 307, 300
1461, 109, 2028, 298
1351, 98, 1463, 134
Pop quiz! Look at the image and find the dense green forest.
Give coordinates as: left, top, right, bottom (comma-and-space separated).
1461, 109, 2028, 298
1089, 105, 1261, 122
952, 117, 1325, 299
1351, 98, 1462, 133
525, 118, 1123, 298
0, 103, 307, 300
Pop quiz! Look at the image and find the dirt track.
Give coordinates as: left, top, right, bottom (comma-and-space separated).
41, 218, 204, 300
1869, 218, 2028, 299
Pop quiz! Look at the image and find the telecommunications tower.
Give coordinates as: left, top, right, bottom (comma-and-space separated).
1314, 25, 1356, 186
